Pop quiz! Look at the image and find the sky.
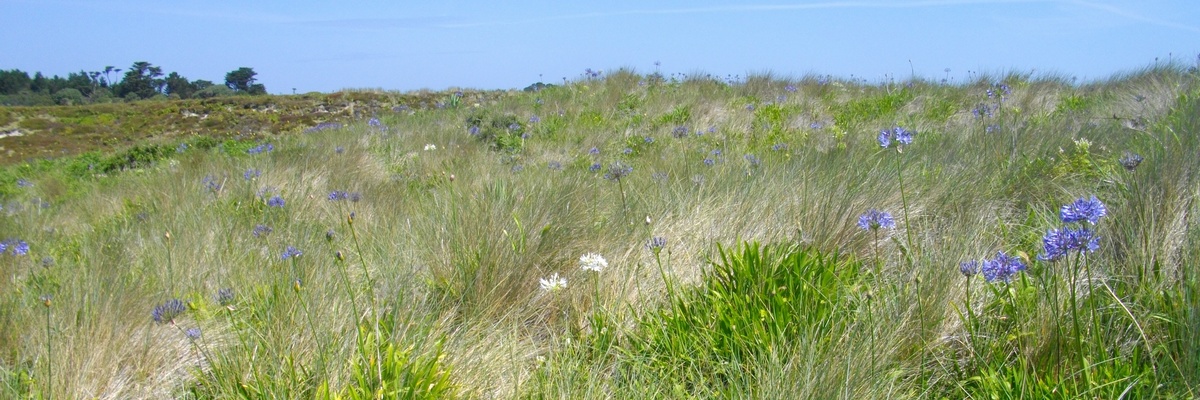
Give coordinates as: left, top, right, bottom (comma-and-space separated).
2, 0, 1198, 94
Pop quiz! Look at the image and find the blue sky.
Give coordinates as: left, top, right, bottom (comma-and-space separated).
2, 0, 1198, 93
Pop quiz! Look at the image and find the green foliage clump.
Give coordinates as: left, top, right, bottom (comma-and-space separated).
342, 317, 457, 399
465, 113, 524, 153
655, 104, 692, 128
1050, 138, 1109, 180
621, 243, 860, 395
832, 89, 914, 131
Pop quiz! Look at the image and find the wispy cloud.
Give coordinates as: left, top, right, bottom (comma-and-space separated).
1067, 0, 1200, 34
440, 0, 1048, 28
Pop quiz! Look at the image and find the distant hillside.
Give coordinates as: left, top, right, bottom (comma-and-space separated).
0, 90, 501, 165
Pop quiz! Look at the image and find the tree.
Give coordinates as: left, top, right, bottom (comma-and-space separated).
225, 67, 264, 94
0, 69, 31, 94
30, 72, 48, 93
66, 71, 94, 96
53, 88, 84, 105
164, 72, 195, 99
117, 61, 164, 100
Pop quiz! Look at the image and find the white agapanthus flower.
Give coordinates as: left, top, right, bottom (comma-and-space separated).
539, 272, 567, 292
424, 144, 437, 151
579, 253, 608, 273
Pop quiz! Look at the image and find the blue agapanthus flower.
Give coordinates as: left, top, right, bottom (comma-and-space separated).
647, 236, 667, 250
216, 288, 235, 306
252, 224, 273, 238
281, 246, 303, 260
1060, 196, 1106, 225
1, 239, 29, 256
857, 209, 896, 231
878, 126, 914, 148
604, 162, 633, 180
959, 260, 980, 277
981, 251, 1026, 283
267, 196, 285, 208
1038, 227, 1100, 262
152, 299, 187, 324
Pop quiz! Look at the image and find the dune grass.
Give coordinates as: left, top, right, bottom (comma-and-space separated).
1, 63, 1199, 399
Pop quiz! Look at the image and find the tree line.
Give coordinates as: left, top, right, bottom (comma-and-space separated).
0, 62, 266, 106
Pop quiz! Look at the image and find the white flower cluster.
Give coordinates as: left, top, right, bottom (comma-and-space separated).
539, 272, 567, 292
579, 252, 608, 273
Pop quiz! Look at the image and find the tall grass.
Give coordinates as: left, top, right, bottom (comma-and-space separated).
0, 62, 1198, 398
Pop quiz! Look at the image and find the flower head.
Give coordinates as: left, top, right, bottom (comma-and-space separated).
1038, 227, 1100, 262
267, 195, 285, 208
1060, 196, 1106, 225
1, 239, 29, 256
252, 224, 273, 238
281, 246, 302, 260
152, 299, 187, 324
539, 272, 567, 292
959, 260, 979, 277
579, 253, 608, 273
247, 143, 274, 155
604, 162, 633, 181
243, 169, 261, 181
216, 288, 235, 306
878, 126, 914, 149
857, 209, 896, 231
981, 251, 1026, 283
185, 327, 202, 340
647, 236, 667, 251
672, 126, 690, 138
1120, 152, 1144, 171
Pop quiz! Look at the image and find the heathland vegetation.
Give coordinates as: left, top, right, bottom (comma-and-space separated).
0, 62, 267, 107
1, 62, 1199, 398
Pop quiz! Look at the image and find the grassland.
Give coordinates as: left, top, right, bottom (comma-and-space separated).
1, 64, 1199, 399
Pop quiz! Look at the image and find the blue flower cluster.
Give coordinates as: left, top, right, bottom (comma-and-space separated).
252, 224, 273, 238
672, 126, 690, 138
216, 288, 235, 306
647, 236, 667, 250
981, 251, 1027, 283
1039, 196, 1106, 262
961, 251, 1028, 283
857, 209, 896, 231
243, 169, 261, 181
1120, 152, 1144, 171
1060, 196, 1107, 225
878, 126, 914, 148
604, 162, 633, 180
247, 143, 275, 155
202, 175, 222, 192
281, 246, 303, 260
267, 195, 285, 208
152, 299, 187, 324
304, 122, 343, 133
328, 190, 362, 202
1, 238, 30, 256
